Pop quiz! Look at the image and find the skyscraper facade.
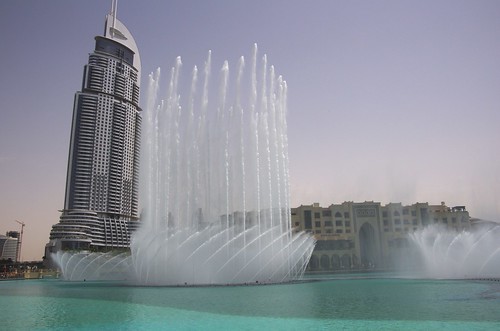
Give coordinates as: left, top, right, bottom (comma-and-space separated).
0, 234, 18, 262
47, 6, 141, 254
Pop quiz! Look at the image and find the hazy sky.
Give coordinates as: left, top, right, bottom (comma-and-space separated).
1, 0, 499, 261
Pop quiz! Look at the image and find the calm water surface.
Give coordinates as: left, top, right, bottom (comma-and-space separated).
1, 276, 500, 330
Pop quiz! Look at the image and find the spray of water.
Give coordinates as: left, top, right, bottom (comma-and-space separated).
409, 223, 500, 279
131, 45, 315, 285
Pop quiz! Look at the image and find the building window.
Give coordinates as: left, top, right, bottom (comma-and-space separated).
345, 221, 350, 227
336, 229, 343, 234
394, 219, 401, 225
403, 209, 409, 215
322, 210, 332, 217
315, 221, 321, 228
412, 219, 418, 225
383, 219, 389, 226
324, 221, 333, 227
344, 212, 350, 219
304, 210, 312, 229
314, 212, 321, 219
336, 220, 343, 227
335, 212, 342, 218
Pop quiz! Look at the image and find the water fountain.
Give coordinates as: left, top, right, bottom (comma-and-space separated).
409, 222, 500, 279
53, 46, 316, 285
53, 250, 131, 281
131, 45, 315, 285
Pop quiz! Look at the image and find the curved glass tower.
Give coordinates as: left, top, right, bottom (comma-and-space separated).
47, 5, 141, 254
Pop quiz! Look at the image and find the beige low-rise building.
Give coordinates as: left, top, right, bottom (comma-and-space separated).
291, 201, 470, 272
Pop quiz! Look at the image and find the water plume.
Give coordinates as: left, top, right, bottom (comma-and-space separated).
131, 45, 314, 285
409, 222, 500, 279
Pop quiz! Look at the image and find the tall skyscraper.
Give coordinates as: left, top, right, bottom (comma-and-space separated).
47, 3, 141, 254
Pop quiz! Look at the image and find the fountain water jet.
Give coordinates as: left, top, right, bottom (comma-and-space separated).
409, 222, 500, 279
53, 251, 132, 281
130, 45, 315, 285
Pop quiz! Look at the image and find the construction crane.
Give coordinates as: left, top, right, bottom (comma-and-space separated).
15, 220, 25, 262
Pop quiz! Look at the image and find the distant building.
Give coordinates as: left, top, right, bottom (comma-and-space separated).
291, 201, 470, 272
46, 5, 141, 256
0, 233, 19, 262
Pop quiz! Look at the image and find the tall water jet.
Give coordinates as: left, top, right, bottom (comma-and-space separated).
409, 222, 500, 279
131, 45, 315, 285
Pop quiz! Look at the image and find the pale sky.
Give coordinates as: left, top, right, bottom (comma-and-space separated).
1, 0, 499, 261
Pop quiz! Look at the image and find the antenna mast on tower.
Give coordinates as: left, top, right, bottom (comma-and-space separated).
110, 0, 118, 29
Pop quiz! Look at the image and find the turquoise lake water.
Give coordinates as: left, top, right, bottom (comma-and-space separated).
1, 275, 500, 330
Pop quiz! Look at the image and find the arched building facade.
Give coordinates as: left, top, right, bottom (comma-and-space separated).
291, 201, 470, 272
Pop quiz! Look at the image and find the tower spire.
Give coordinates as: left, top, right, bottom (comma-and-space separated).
110, 0, 118, 29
